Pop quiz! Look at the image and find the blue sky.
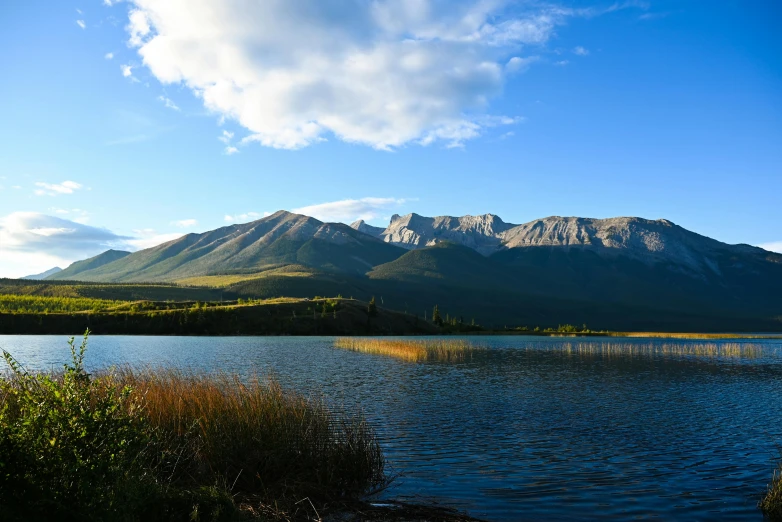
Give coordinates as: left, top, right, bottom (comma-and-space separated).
0, 0, 780, 277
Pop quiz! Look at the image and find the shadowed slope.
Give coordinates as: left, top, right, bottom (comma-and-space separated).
58, 211, 405, 283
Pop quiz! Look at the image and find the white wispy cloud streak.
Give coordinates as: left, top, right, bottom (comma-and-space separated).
223, 212, 270, 223
157, 95, 180, 111
171, 218, 197, 228
759, 241, 782, 254
293, 197, 408, 223
34, 180, 83, 196
76, 20, 86, 29
0, 213, 129, 278
105, 52, 114, 60
125, 229, 184, 250
573, 46, 590, 55
118, 0, 635, 150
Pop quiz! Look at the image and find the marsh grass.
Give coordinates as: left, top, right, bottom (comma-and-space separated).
761, 459, 782, 521
0, 333, 386, 521
115, 368, 385, 502
334, 337, 482, 362
611, 332, 779, 340
558, 341, 765, 358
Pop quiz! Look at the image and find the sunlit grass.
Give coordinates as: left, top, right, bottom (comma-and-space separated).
176, 266, 316, 287
114, 368, 386, 501
334, 337, 482, 362
760, 460, 782, 521
610, 332, 779, 339
0, 333, 386, 519
557, 341, 766, 358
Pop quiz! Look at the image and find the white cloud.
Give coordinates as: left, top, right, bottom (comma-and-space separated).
105, 52, 114, 60
555, 60, 569, 66
293, 197, 408, 223
0, 212, 130, 278
12, 185, 22, 190
218, 130, 234, 144
506, 56, 539, 74
34, 180, 83, 196
157, 95, 180, 111
171, 218, 197, 228
224, 146, 239, 155
119, 1, 606, 150
223, 212, 270, 223
759, 242, 782, 254
104, 0, 121, 5
76, 20, 86, 29
121, 64, 133, 77
126, 229, 184, 250
48, 207, 90, 224
573, 46, 590, 56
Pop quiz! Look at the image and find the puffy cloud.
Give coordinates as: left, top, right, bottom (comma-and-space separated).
759, 241, 782, 254
34, 180, 83, 196
218, 130, 234, 144
48, 207, 90, 224
105, 52, 114, 60
506, 56, 539, 73
171, 218, 197, 228
293, 197, 408, 223
121, 64, 134, 77
119, 0, 591, 150
0, 213, 130, 278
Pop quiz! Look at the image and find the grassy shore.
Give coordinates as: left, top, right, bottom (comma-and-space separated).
761, 459, 782, 521
334, 337, 483, 362
0, 332, 387, 521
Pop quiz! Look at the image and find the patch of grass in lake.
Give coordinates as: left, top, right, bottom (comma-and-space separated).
0, 332, 385, 521
761, 459, 782, 521
334, 337, 483, 362
556, 341, 766, 359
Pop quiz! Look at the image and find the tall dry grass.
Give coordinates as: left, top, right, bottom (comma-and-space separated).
558, 341, 765, 358
114, 368, 386, 502
760, 461, 782, 521
334, 338, 482, 362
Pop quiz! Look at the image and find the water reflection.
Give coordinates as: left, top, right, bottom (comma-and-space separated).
1, 335, 781, 521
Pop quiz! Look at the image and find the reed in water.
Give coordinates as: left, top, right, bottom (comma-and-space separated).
334, 337, 482, 362
558, 341, 765, 358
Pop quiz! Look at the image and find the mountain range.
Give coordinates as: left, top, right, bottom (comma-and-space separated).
41, 210, 782, 331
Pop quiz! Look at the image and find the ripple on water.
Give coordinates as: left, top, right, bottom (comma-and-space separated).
1, 334, 781, 521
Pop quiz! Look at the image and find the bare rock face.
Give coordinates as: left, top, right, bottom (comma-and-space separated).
349, 220, 385, 239
377, 213, 517, 255
357, 212, 770, 276
500, 216, 762, 271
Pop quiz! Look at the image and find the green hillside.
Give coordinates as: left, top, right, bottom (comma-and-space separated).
47, 249, 131, 280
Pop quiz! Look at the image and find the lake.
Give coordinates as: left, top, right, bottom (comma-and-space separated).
1, 334, 781, 521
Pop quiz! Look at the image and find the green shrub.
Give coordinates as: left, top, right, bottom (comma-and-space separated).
0, 331, 147, 519
0, 332, 386, 521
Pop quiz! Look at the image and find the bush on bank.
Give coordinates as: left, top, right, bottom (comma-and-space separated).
0, 331, 385, 521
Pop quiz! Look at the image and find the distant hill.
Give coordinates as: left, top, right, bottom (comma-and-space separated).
21, 267, 62, 280
42, 210, 782, 331
47, 250, 131, 280
57, 211, 404, 283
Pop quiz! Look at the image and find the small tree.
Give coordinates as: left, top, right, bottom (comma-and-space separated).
367, 296, 378, 317
432, 305, 442, 326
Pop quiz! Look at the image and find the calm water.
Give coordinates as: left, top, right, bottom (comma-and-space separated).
2, 335, 781, 521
